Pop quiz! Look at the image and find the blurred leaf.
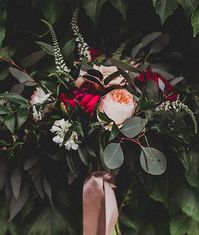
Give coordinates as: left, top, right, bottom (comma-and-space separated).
21, 51, 46, 68
149, 34, 170, 54
43, 178, 54, 208
10, 84, 25, 94
109, 0, 128, 19
4, 113, 15, 133
11, 168, 21, 199
9, 67, 36, 86
33, 177, 44, 199
36, 41, 54, 55
17, 107, 29, 130
176, 0, 197, 18
42, 0, 64, 24
0, 157, 7, 191
192, 7, 199, 37
0, 106, 11, 115
0, 46, 15, 59
121, 116, 147, 138
62, 38, 75, 67
131, 32, 162, 58
78, 146, 88, 165
0, 93, 28, 106
0, 8, 7, 48
9, 186, 29, 221
104, 143, 124, 169
140, 147, 167, 175
155, 0, 178, 25
82, 0, 107, 24
24, 157, 38, 171
170, 214, 190, 235
146, 79, 159, 101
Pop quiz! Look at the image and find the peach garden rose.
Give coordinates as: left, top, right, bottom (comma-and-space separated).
99, 89, 137, 125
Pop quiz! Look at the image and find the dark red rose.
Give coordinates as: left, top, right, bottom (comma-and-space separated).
89, 47, 103, 61
135, 69, 178, 101
60, 83, 101, 114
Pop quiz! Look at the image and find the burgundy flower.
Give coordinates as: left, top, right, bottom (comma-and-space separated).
135, 69, 178, 101
60, 83, 101, 114
89, 47, 103, 61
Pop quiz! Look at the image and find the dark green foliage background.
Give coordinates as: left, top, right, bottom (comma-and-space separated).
0, 1, 199, 235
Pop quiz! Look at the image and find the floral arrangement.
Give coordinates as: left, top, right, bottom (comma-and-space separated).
0, 9, 198, 235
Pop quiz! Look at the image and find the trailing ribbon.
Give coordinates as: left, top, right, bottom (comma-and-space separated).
83, 171, 118, 235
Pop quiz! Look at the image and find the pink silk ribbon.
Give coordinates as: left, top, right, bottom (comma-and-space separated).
83, 171, 118, 235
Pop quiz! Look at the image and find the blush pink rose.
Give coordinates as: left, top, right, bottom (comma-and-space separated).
99, 89, 137, 125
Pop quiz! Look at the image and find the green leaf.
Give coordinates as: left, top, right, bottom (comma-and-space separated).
0, 157, 7, 190
78, 146, 89, 165
9, 186, 29, 221
155, 0, 178, 25
41, 0, 63, 24
146, 79, 159, 101
131, 32, 162, 58
176, 0, 197, 18
109, 0, 128, 19
9, 67, 36, 86
170, 214, 190, 235
82, 0, 107, 24
21, 51, 46, 68
11, 168, 21, 199
0, 93, 28, 106
192, 7, 199, 37
10, 84, 25, 94
0, 8, 7, 48
62, 38, 75, 67
0, 46, 15, 59
4, 113, 15, 133
121, 117, 147, 138
17, 107, 29, 130
36, 41, 54, 55
43, 178, 54, 208
104, 143, 124, 169
149, 34, 170, 54
140, 147, 167, 175
0, 106, 11, 115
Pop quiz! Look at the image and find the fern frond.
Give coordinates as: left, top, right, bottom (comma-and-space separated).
42, 19, 70, 77
71, 8, 91, 61
156, 100, 198, 134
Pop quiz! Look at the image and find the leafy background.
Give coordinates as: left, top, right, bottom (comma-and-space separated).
0, 0, 199, 235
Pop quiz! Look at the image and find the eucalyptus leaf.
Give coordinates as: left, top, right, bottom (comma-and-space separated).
140, 147, 167, 175
104, 143, 124, 169
9, 67, 36, 86
21, 51, 46, 68
11, 168, 21, 199
9, 186, 29, 221
36, 41, 54, 55
149, 34, 170, 54
121, 116, 147, 138
10, 83, 25, 94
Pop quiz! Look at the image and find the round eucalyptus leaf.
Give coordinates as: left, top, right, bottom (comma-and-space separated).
104, 143, 124, 169
140, 147, 167, 175
121, 116, 147, 138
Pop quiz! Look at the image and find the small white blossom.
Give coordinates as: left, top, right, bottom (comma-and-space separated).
32, 106, 43, 122
30, 87, 51, 105
64, 131, 79, 150
51, 119, 79, 150
0, 99, 8, 106
30, 87, 51, 122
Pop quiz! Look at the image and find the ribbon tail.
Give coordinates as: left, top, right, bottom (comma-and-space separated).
83, 175, 105, 235
104, 182, 119, 235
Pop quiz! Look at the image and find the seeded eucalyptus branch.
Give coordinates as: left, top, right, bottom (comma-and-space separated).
156, 100, 198, 134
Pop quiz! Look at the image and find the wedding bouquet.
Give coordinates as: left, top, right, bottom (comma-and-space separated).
0, 9, 197, 235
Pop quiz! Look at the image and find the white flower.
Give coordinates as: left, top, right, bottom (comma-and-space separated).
32, 106, 43, 122
30, 87, 51, 122
30, 87, 51, 105
64, 131, 79, 150
51, 119, 79, 150
0, 99, 8, 106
